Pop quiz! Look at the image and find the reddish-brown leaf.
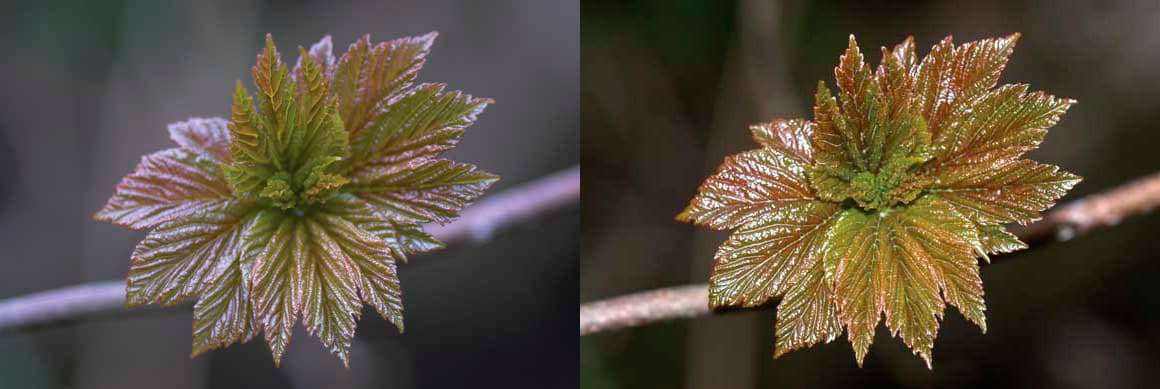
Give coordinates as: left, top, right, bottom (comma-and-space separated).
678, 148, 818, 230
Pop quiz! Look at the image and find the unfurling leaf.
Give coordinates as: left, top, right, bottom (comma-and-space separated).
95, 32, 498, 366
677, 34, 1080, 368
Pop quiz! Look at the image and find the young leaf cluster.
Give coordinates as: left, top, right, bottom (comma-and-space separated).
677, 34, 1079, 368
95, 32, 498, 366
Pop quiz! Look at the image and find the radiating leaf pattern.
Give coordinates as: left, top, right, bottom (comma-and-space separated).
351, 155, 499, 224
94, 148, 233, 229
95, 32, 496, 365
126, 200, 257, 307
679, 34, 1079, 368
677, 149, 817, 230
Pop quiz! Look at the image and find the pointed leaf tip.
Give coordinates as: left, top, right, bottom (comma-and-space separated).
99, 30, 497, 367
678, 32, 1078, 369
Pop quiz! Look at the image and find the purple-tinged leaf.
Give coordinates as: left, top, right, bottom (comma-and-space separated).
169, 117, 232, 163
95, 148, 232, 230
300, 218, 364, 366
294, 35, 336, 80
350, 83, 491, 166
96, 32, 497, 366
192, 259, 258, 357
677, 148, 817, 230
248, 210, 299, 366
315, 196, 405, 332
126, 200, 258, 307
350, 156, 498, 225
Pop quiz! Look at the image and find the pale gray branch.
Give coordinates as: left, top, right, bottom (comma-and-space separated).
0, 166, 579, 334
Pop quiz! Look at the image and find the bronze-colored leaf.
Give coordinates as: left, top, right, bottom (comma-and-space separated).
679, 34, 1078, 368
749, 119, 814, 163
931, 159, 1080, 226
708, 201, 842, 308
677, 148, 817, 230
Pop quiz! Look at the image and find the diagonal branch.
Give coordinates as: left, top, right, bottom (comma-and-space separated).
580, 170, 1160, 336
0, 165, 579, 335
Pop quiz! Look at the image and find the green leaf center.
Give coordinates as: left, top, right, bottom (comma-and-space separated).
808, 141, 933, 211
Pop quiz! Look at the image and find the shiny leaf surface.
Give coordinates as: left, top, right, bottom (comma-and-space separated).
169, 117, 232, 163
678, 34, 1078, 368
350, 83, 492, 166
94, 32, 496, 366
94, 148, 233, 229
677, 148, 817, 230
351, 156, 498, 224
126, 201, 258, 307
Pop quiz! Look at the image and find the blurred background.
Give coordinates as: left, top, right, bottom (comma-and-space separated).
582, 0, 1160, 388
0, 0, 576, 388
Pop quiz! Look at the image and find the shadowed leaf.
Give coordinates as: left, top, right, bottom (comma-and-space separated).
335, 32, 438, 139
169, 117, 232, 163
192, 254, 259, 357
350, 83, 491, 166
351, 156, 498, 224
126, 201, 258, 307
95, 149, 233, 229
248, 210, 299, 366
96, 32, 496, 366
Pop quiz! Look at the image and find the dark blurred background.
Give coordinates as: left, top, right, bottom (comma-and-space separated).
0, 0, 577, 388
582, 0, 1160, 388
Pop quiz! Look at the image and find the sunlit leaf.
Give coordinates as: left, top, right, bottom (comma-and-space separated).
677, 148, 817, 230
749, 119, 814, 163
930, 84, 1073, 165
679, 34, 1078, 368
930, 159, 1080, 226
95, 32, 497, 366
708, 201, 842, 308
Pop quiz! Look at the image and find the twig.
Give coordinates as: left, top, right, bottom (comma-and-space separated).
580, 170, 1160, 336
0, 166, 580, 335
580, 284, 709, 336
1012, 171, 1160, 245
